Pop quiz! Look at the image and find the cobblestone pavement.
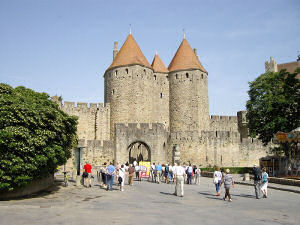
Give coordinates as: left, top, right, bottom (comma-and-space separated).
0, 177, 299, 225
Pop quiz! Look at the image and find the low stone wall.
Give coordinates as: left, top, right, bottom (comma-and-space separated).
0, 174, 54, 200
267, 177, 300, 187
201, 171, 300, 186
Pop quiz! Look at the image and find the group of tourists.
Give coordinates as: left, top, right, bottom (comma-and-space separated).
212, 164, 269, 202
253, 164, 269, 199
149, 162, 201, 185
213, 166, 234, 202
82, 161, 269, 201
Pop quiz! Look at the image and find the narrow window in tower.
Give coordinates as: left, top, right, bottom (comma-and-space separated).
186, 73, 189, 78
154, 75, 156, 80
176, 74, 178, 79
144, 69, 146, 74
216, 131, 218, 137
160, 93, 163, 98
201, 74, 203, 79
126, 68, 129, 74
112, 89, 115, 95
115, 70, 118, 76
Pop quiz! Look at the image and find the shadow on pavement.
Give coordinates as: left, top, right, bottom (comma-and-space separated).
160, 191, 175, 196
231, 193, 255, 199
198, 191, 224, 200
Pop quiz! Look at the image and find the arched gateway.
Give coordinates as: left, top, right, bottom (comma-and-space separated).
128, 141, 151, 164
114, 123, 168, 165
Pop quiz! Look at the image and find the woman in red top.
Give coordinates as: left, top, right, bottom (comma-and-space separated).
83, 161, 92, 188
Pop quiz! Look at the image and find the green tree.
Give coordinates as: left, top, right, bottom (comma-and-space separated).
246, 68, 300, 145
0, 84, 78, 191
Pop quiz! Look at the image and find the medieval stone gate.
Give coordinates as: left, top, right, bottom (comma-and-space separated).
114, 123, 169, 164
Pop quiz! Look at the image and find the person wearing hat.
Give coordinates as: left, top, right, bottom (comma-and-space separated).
253, 164, 262, 199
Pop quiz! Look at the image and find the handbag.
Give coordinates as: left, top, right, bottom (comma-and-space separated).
213, 177, 219, 184
82, 171, 88, 178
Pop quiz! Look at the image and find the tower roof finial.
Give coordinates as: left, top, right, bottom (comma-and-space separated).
183, 28, 186, 39
129, 24, 132, 35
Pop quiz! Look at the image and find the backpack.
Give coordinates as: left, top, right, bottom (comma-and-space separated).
262, 173, 268, 183
254, 168, 262, 180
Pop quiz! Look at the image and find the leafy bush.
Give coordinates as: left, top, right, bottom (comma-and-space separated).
0, 84, 78, 191
200, 166, 253, 174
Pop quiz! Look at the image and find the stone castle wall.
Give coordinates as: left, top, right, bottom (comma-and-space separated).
64, 139, 115, 172
60, 101, 110, 141
168, 130, 269, 167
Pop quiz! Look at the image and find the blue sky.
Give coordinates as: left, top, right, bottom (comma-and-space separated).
0, 0, 299, 115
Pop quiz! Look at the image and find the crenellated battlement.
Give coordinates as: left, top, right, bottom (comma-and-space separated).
210, 114, 238, 133
61, 101, 109, 111
115, 122, 167, 134
210, 115, 238, 122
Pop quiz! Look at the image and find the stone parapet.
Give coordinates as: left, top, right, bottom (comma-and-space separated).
0, 175, 54, 200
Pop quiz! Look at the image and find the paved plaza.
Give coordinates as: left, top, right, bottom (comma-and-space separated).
0, 177, 299, 225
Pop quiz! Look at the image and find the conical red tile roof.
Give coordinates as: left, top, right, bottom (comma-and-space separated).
107, 34, 151, 71
151, 53, 169, 73
168, 39, 206, 73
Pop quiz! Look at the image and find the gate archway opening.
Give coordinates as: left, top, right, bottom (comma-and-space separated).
128, 141, 151, 164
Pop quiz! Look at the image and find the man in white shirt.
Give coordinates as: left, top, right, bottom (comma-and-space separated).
174, 161, 185, 197
135, 164, 140, 181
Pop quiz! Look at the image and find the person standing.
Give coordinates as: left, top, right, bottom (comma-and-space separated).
135, 164, 140, 181
156, 162, 162, 183
133, 160, 137, 167
106, 162, 115, 191
150, 163, 156, 182
165, 164, 169, 183
83, 161, 92, 188
261, 167, 269, 198
128, 164, 135, 185
195, 166, 201, 185
253, 164, 262, 199
174, 161, 185, 197
213, 166, 222, 196
100, 162, 107, 188
222, 169, 234, 202
168, 164, 173, 183
172, 163, 178, 194
187, 164, 193, 184
118, 164, 126, 191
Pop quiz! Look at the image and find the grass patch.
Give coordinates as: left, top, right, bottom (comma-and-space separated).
200, 167, 252, 174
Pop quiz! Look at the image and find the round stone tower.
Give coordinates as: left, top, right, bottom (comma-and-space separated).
151, 52, 170, 130
168, 38, 209, 133
104, 34, 154, 138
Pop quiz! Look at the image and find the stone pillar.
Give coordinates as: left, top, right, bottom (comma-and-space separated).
173, 144, 181, 164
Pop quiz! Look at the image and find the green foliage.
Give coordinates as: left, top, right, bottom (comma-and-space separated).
246, 68, 300, 145
200, 167, 253, 174
0, 84, 78, 191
